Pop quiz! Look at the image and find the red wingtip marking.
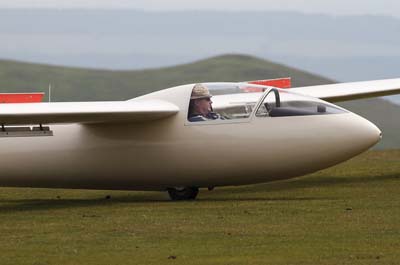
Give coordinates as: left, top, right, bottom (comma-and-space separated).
0, 93, 44, 103
248, 77, 291, 89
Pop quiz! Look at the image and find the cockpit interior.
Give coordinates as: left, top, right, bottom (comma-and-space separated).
187, 83, 346, 123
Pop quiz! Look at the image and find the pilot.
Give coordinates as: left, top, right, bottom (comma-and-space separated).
188, 83, 223, 122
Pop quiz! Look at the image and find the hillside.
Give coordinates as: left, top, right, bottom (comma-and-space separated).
0, 54, 398, 149
1, 9, 400, 83
0, 54, 333, 101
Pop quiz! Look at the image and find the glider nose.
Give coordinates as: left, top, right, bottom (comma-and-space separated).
351, 115, 382, 150
363, 119, 381, 145
371, 123, 382, 143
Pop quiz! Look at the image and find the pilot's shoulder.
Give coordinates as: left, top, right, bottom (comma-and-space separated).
209, 112, 225, 120
188, 115, 208, 122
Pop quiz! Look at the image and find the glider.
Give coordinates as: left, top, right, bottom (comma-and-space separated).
0, 78, 399, 200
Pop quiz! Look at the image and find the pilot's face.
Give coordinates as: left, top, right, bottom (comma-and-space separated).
195, 97, 212, 116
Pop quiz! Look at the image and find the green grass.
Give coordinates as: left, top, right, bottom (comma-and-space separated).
0, 150, 399, 264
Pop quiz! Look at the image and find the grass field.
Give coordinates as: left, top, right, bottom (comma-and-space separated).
0, 150, 399, 265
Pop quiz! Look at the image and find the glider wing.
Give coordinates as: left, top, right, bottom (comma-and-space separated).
291, 78, 400, 102
0, 99, 179, 125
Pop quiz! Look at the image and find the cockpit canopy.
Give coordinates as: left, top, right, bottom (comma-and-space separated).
255, 88, 346, 117
187, 83, 346, 122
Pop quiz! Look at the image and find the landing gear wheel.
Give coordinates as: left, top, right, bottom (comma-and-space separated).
167, 187, 199, 201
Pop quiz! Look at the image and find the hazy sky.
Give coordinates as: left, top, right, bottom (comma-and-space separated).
0, 0, 400, 17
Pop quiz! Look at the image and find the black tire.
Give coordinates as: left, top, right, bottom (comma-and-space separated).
167, 187, 199, 201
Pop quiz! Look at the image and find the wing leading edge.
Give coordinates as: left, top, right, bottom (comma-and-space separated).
291, 78, 400, 102
0, 99, 179, 125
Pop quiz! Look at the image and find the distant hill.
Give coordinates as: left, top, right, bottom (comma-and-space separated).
1, 9, 400, 84
0, 54, 333, 101
0, 54, 398, 149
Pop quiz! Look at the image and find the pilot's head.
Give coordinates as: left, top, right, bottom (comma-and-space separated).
190, 84, 213, 116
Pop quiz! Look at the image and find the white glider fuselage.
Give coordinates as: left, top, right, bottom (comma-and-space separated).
0, 84, 381, 191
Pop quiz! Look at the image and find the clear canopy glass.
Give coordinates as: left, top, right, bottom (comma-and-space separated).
255, 88, 346, 117
205, 83, 265, 120
187, 83, 346, 122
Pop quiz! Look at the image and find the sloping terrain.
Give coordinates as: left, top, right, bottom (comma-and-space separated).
0, 54, 333, 101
